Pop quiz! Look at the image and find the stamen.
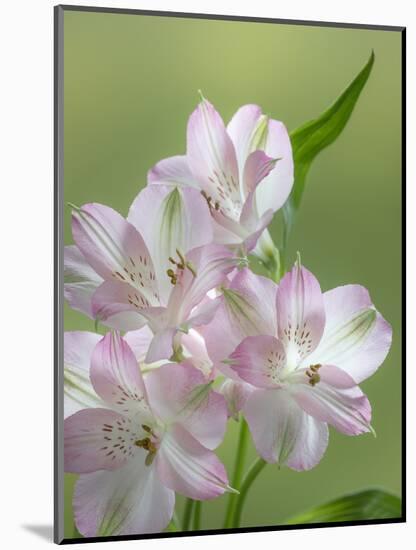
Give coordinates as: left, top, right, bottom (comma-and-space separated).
306, 364, 321, 386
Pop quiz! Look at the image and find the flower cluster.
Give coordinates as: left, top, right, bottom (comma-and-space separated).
64, 97, 392, 536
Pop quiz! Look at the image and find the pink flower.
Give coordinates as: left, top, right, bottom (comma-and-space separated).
207, 262, 392, 470
148, 97, 294, 254
65, 185, 236, 361
64, 331, 232, 536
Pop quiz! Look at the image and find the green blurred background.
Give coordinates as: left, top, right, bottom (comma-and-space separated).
62, 10, 402, 538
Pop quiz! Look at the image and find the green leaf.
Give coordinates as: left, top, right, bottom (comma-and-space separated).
286, 489, 402, 525
283, 51, 375, 244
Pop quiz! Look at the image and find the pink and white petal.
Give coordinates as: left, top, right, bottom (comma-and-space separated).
148, 154, 198, 189
277, 263, 326, 360
71, 203, 159, 306
127, 186, 213, 304
307, 285, 392, 383
123, 326, 154, 363
156, 424, 230, 500
90, 332, 151, 420
218, 379, 254, 420
291, 366, 372, 436
256, 119, 294, 216
74, 455, 174, 537
145, 327, 176, 363
64, 246, 103, 318
181, 329, 213, 379
172, 244, 236, 322
64, 331, 103, 417
242, 150, 279, 199
187, 98, 241, 220
91, 281, 148, 332
229, 335, 286, 389
187, 296, 222, 328
242, 208, 274, 253
244, 388, 328, 469
145, 363, 227, 449
227, 104, 263, 175
64, 408, 141, 474
202, 270, 276, 370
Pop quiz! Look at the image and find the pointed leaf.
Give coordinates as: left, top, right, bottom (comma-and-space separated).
283, 52, 375, 242
286, 489, 401, 524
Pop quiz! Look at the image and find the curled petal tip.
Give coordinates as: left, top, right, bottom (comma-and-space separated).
226, 485, 240, 495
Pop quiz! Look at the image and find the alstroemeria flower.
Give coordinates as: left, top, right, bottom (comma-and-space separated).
148, 97, 294, 254
214, 262, 391, 470
67, 185, 236, 361
64, 332, 231, 537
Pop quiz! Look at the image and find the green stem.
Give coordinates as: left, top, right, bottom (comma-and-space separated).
182, 498, 194, 531
192, 501, 201, 530
231, 458, 267, 528
223, 419, 250, 528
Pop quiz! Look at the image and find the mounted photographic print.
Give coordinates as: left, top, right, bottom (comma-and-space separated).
54, 5, 406, 544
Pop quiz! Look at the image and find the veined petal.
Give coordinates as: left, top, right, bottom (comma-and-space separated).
242, 208, 274, 253
203, 268, 277, 369
307, 285, 392, 383
90, 332, 151, 420
148, 154, 198, 188
242, 150, 279, 199
156, 424, 230, 500
291, 364, 372, 436
128, 185, 213, 304
64, 245, 103, 318
256, 119, 294, 216
74, 455, 174, 537
145, 363, 227, 449
170, 244, 236, 323
277, 262, 326, 363
227, 104, 263, 176
71, 203, 160, 306
244, 388, 328, 470
64, 331, 103, 418
64, 408, 141, 474
91, 281, 147, 332
230, 335, 286, 388
187, 97, 241, 222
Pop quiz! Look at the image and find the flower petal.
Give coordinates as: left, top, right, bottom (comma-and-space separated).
187, 97, 241, 221
64, 408, 141, 473
227, 104, 263, 176
291, 365, 372, 436
123, 326, 154, 363
170, 244, 236, 324
90, 332, 151, 419
148, 154, 198, 188
128, 185, 213, 304
244, 388, 328, 470
64, 331, 103, 417
144, 327, 176, 363
218, 379, 254, 420
64, 245, 103, 318
256, 119, 294, 216
203, 268, 277, 369
91, 280, 148, 332
230, 335, 286, 388
71, 203, 160, 306
156, 424, 230, 500
145, 363, 227, 449
74, 455, 174, 536
276, 262, 326, 362
242, 150, 278, 199
307, 285, 392, 383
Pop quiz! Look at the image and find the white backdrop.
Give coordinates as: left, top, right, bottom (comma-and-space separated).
0, 1, 412, 549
